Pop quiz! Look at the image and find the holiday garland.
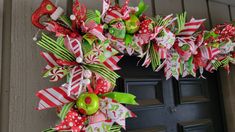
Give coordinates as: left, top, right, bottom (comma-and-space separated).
31, 0, 235, 131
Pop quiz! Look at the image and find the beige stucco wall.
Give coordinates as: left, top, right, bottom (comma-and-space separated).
220, 66, 235, 132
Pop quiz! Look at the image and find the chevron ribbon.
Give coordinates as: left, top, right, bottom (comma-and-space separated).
156, 28, 176, 49
103, 55, 123, 70
36, 86, 76, 110
99, 97, 136, 129
164, 53, 181, 80
182, 57, 196, 77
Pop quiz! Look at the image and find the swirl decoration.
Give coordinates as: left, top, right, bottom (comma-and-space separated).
31, 0, 235, 131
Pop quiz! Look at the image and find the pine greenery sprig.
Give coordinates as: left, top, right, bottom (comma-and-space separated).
176, 12, 187, 34
84, 64, 120, 85
155, 15, 172, 27
149, 44, 160, 71
37, 33, 75, 61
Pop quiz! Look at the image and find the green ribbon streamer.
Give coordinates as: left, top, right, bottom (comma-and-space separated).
58, 102, 75, 120
103, 92, 138, 105
42, 128, 56, 132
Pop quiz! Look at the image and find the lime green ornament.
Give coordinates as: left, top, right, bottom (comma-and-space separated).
125, 15, 140, 34
109, 20, 126, 39
76, 93, 99, 115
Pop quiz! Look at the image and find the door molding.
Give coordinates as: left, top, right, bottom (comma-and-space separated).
0, 0, 12, 131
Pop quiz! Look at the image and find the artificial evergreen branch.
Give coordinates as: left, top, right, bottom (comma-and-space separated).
155, 15, 172, 27
149, 44, 160, 70
176, 12, 187, 34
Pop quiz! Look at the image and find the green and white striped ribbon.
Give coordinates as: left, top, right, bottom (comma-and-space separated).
58, 102, 75, 120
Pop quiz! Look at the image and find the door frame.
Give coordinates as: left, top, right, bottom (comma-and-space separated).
217, 72, 228, 132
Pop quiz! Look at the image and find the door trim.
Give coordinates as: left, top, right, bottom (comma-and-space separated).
216, 71, 228, 132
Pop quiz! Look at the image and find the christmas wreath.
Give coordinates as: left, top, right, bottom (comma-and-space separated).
31, 0, 235, 131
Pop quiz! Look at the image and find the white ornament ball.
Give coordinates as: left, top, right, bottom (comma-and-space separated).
82, 79, 91, 85
33, 37, 37, 41
70, 14, 76, 20
84, 70, 92, 79
76, 57, 83, 63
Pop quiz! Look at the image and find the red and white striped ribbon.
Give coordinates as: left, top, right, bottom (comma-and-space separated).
103, 7, 123, 23
211, 48, 220, 58
89, 25, 106, 41
164, 59, 172, 80
142, 52, 151, 68
64, 36, 83, 58
199, 46, 212, 59
205, 62, 215, 72
199, 46, 220, 59
178, 18, 206, 37
36, 86, 76, 110
103, 55, 123, 70
68, 66, 84, 96
101, 0, 111, 19
158, 48, 167, 59
40, 52, 62, 70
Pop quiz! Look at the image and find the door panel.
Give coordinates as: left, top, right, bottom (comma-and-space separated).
125, 79, 164, 107
178, 119, 213, 132
116, 56, 225, 132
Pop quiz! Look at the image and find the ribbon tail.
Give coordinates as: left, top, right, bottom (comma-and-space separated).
101, 0, 111, 19
36, 86, 76, 110
65, 35, 83, 59
103, 55, 124, 71
68, 66, 84, 96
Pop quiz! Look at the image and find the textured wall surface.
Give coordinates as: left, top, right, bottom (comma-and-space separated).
0, 0, 234, 132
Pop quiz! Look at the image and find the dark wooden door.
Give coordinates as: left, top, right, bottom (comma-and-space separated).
116, 56, 225, 132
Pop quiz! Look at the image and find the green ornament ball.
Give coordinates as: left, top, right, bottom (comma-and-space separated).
125, 15, 140, 34
76, 93, 99, 115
